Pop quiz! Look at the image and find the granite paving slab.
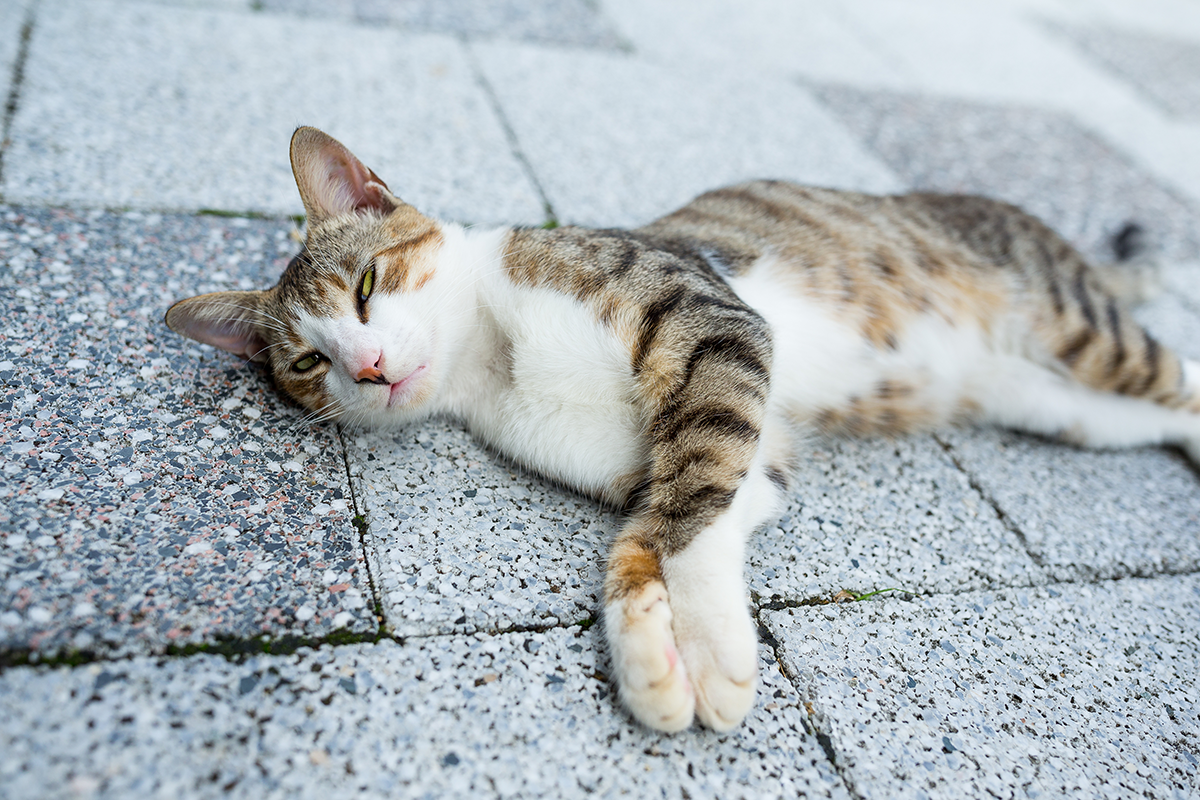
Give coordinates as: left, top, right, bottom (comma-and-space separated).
1, 0, 545, 225
254, 0, 624, 48
937, 431, 1200, 583
1043, 0, 1200, 45
0, 206, 374, 660
1134, 274, 1200, 359
0, 627, 849, 800
352, 426, 1041, 639
1054, 24, 1200, 120
472, 41, 901, 228
750, 436, 1044, 606
813, 84, 1200, 262
600, 0, 901, 86
764, 575, 1200, 799
354, 0, 625, 48
347, 423, 616, 638
1162, 261, 1200, 312
832, 0, 1126, 110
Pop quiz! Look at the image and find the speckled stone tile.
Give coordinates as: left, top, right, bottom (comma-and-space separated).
252, 0, 624, 48
750, 436, 1044, 606
600, 0, 899, 86
1, 0, 544, 225
0, 627, 849, 800
354, 0, 624, 48
813, 85, 1200, 262
352, 419, 1040, 634
831, 0, 1123, 108
347, 424, 616, 637
1134, 271, 1200, 361
765, 575, 1200, 799
1055, 23, 1200, 120
0, 206, 373, 659
1162, 260, 1200, 312
937, 430, 1200, 583
473, 41, 901, 228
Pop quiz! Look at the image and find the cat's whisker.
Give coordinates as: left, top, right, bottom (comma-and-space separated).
210, 306, 292, 336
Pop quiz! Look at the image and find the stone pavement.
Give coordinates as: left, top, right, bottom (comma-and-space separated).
1, 0, 1198, 797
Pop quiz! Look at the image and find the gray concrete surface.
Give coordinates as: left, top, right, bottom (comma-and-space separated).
765, 575, 1200, 798
2, 0, 546, 224
1, 0, 1199, 798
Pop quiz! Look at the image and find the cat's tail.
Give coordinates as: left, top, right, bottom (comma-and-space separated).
1092, 221, 1163, 306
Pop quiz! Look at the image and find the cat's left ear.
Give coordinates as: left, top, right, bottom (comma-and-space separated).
164, 291, 272, 363
290, 126, 401, 224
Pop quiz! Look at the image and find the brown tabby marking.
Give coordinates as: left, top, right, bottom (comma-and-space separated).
604, 525, 665, 603
504, 227, 772, 561
375, 212, 443, 295
906, 192, 1185, 406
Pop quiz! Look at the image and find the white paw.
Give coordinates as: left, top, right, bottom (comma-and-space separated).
673, 604, 759, 732
604, 581, 695, 732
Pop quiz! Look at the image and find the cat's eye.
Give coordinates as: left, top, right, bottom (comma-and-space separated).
359, 266, 375, 302
293, 353, 322, 372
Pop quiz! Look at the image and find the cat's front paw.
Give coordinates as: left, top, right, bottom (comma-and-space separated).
604, 580, 695, 732
672, 603, 759, 731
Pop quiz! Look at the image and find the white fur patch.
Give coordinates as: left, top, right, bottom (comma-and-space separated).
463, 280, 649, 504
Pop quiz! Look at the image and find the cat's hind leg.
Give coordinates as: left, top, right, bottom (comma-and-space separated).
977, 353, 1200, 461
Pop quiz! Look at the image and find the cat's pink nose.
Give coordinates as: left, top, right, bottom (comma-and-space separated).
357, 365, 385, 383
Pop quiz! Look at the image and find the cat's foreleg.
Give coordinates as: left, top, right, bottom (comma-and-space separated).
603, 421, 790, 732
600, 268, 781, 731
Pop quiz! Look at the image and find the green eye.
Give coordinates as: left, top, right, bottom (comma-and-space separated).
293, 353, 322, 372
359, 266, 375, 301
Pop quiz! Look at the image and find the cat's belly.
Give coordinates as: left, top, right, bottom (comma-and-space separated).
466, 285, 650, 506
730, 257, 999, 434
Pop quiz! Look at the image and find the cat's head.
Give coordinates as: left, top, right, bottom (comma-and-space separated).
166, 127, 459, 428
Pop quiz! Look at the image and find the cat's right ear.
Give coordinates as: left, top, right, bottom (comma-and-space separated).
164, 291, 272, 364
290, 126, 401, 225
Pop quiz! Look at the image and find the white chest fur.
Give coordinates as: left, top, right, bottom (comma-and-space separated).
459, 281, 649, 505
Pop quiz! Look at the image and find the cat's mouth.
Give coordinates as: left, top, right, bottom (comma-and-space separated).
386, 363, 429, 407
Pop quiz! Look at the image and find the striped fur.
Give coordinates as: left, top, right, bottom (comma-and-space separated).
166, 128, 1200, 734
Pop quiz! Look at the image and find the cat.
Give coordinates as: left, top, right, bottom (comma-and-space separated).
165, 126, 1200, 733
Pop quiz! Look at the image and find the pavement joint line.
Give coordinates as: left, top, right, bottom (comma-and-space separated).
16, 564, 1195, 675
0, 614, 602, 675
336, 423, 387, 637
0, 627, 395, 674
0, 0, 37, 191
196, 207, 306, 226
751, 563, 1200, 616
2, 525, 1193, 676
935, 430, 1200, 578
463, 37, 560, 227
752, 604, 865, 800
932, 431, 1050, 570
400, 615, 599, 643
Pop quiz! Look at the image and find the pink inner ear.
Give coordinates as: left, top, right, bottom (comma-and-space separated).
203, 320, 269, 361
322, 145, 394, 215
172, 313, 268, 362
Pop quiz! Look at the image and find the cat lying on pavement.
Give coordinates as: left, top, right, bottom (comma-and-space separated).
166, 127, 1200, 732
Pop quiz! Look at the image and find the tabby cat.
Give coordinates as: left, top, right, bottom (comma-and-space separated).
165, 127, 1200, 733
